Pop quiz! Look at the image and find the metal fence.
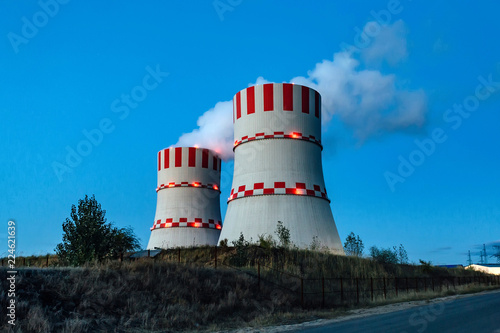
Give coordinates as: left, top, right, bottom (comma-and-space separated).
2, 248, 499, 309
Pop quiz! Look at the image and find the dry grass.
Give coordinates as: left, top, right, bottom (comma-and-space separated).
0, 260, 298, 332
1, 247, 497, 332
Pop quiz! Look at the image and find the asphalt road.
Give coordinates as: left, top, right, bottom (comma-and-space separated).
292, 292, 500, 333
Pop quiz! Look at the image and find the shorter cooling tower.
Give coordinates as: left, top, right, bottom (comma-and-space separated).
147, 147, 222, 249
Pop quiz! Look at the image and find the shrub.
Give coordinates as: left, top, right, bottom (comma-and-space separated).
275, 221, 291, 249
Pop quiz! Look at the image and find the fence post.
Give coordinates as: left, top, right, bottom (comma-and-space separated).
322, 277, 325, 308
301, 278, 304, 308
452, 277, 455, 290
258, 262, 261, 289
395, 277, 398, 296
24, 258, 26, 267
356, 278, 360, 304
178, 248, 181, 263
370, 278, 374, 301
340, 278, 344, 303
147, 249, 150, 258
383, 277, 387, 299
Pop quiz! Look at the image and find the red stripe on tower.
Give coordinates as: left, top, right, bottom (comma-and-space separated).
158, 151, 161, 171
175, 147, 182, 167
247, 86, 255, 114
164, 149, 169, 169
236, 91, 241, 119
202, 149, 209, 168
302, 86, 309, 114
283, 83, 293, 111
263, 84, 274, 111
315, 91, 320, 118
188, 147, 196, 167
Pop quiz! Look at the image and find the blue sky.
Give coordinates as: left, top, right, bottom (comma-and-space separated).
1, 0, 499, 265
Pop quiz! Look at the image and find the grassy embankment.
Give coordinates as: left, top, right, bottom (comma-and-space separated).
1, 246, 498, 332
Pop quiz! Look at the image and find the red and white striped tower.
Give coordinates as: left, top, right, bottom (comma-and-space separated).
219, 83, 344, 253
147, 147, 222, 249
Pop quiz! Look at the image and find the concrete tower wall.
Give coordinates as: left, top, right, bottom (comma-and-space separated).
220, 83, 343, 254
147, 147, 222, 249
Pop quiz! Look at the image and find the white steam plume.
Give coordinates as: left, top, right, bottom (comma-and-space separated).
174, 101, 234, 161
174, 20, 427, 159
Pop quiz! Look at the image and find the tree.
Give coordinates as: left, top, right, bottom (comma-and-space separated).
55, 195, 140, 265
395, 244, 409, 264
343, 232, 364, 256
230, 232, 249, 267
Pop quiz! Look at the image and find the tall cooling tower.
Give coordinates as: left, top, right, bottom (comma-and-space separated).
219, 83, 344, 253
147, 147, 222, 249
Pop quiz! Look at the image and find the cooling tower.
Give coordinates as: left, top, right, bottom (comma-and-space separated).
219, 83, 344, 253
147, 147, 222, 249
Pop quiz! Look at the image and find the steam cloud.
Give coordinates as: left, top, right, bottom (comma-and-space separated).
174, 101, 234, 160
174, 20, 427, 160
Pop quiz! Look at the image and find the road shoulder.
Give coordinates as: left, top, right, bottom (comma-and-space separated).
223, 288, 500, 333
